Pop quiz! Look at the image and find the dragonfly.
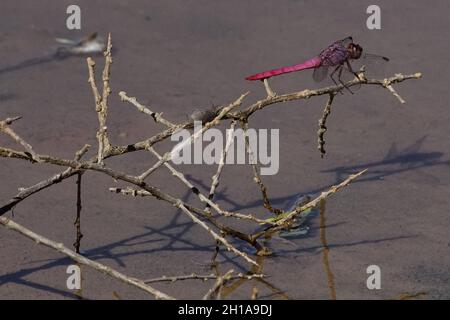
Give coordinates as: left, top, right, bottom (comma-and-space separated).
245, 36, 389, 93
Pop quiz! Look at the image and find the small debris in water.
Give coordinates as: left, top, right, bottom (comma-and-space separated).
278, 193, 319, 238
190, 105, 222, 123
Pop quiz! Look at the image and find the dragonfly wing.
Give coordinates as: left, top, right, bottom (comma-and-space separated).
339, 36, 353, 46
338, 62, 361, 91
312, 65, 329, 82
357, 53, 389, 77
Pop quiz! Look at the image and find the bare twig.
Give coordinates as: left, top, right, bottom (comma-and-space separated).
109, 185, 264, 249
1, 116, 22, 125
242, 120, 283, 214
175, 201, 258, 266
277, 169, 368, 226
1, 145, 263, 257
0, 216, 175, 300
148, 146, 271, 225
205, 120, 236, 214
119, 91, 175, 128
138, 92, 248, 181
202, 269, 234, 300
219, 255, 289, 300
101, 33, 113, 113
384, 83, 405, 103
109, 185, 271, 225
87, 58, 102, 107
109, 187, 152, 197
0, 146, 34, 162
74, 144, 91, 161
253, 169, 367, 239
218, 210, 277, 226
0, 144, 90, 216
87, 33, 113, 164
144, 272, 265, 284
0, 116, 39, 161
263, 78, 277, 98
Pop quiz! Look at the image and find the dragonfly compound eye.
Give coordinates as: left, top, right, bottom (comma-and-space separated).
350, 44, 363, 59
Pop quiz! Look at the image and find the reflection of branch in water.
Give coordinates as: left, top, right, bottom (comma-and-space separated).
202, 269, 234, 300
219, 255, 290, 300
394, 291, 427, 300
75, 263, 83, 300
319, 199, 336, 300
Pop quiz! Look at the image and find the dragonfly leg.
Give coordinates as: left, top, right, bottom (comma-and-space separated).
330, 65, 344, 94
338, 64, 354, 94
345, 60, 359, 79
329, 65, 339, 85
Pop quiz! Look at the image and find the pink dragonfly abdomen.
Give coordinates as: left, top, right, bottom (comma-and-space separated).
245, 56, 321, 81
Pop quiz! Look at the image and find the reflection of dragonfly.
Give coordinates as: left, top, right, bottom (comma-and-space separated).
0, 33, 105, 76
246, 36, 389, 93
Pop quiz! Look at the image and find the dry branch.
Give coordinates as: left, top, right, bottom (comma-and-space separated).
1, 145, 265, 261
144, 272, 265, 284
148, 146, 270, 225
253, 169, 368, 240
242, 120, 283, 214
205, 120, 236, 214
0, 116, 39, 161
137, 92, 248, 181
87, 33, 113, 164
202, 269, 234, 300
175, 201, 258, 266
278, 168, 368, 226
119, 91, 175, 128
0, 216, 174, 300
263, 78, 277, 98
108, 185, 264, 249
0, 144, 90, 216
232, 72, 422, 120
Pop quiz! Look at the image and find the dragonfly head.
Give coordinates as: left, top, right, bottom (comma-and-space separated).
347, 43, 363, 60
